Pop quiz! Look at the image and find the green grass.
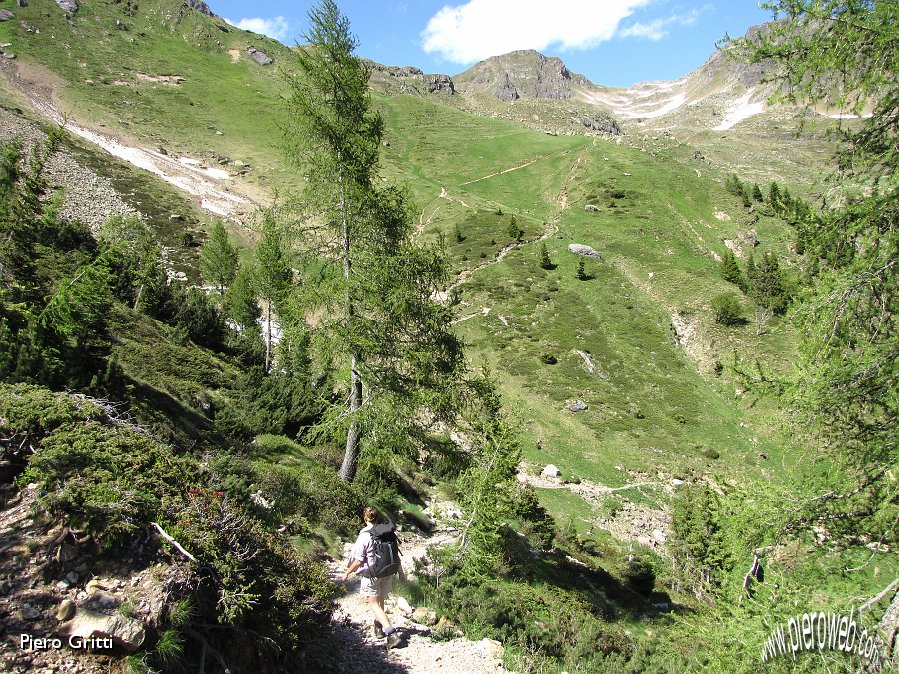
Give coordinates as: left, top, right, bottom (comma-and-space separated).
7, 0, 840, 631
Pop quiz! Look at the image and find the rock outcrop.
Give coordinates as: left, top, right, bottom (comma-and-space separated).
455, 49, 594, 101
364, 60, 456, 96
182, 0, 214, 17
55, 0, 77, 14
247, 47, 272, 66
427, 74, 455, 94
579, 113, 621, 135
568, 243, 601, 258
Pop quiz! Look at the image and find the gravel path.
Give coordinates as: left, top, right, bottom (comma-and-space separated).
321, 529, 509, 674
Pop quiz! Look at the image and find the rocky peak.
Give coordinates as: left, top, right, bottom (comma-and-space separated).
455, 49, 593, 101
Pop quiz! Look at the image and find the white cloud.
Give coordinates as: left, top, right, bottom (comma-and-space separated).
225, 16, 290, 42
619, 7, 707, 42
619, 18, 667, 41
421, 0, 653, 64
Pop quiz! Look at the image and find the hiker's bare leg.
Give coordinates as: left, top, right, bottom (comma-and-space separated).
367, 596, 392, 629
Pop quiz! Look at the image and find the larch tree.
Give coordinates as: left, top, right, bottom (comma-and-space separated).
726, 0, 898, 542
283, 0, 464, 482
255, 213, 292, 374
200, 220, 239, 295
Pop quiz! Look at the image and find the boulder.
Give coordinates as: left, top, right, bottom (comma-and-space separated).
61, 608, 145, 651
567, 400, 588, 412
55, 0, 78, 14
541, 464, 561, 478
480, 638, 504, 656
567, 243, 601, 258
412, 607, 437, 625
739, 229, 759, 247
247, 47, 272, 66
584, 204, 601, 213
16, 0, 28, 7
395, 597, 414, 616
0, 10, 13, 20
579, 114, 621, 135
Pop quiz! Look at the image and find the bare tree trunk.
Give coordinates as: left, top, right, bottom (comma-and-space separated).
340, 355, 362, 482
337, 166, 361, 483
265, 301, 272, 373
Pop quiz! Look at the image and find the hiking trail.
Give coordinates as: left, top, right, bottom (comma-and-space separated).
322, 524, 509, 674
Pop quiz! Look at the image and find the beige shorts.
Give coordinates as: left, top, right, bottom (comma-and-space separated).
359, 574, 393, 598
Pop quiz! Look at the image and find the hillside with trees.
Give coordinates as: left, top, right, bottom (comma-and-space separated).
0, 0, 896, 672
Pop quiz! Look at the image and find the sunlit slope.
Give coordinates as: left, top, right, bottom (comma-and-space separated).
426, 131, 800, 487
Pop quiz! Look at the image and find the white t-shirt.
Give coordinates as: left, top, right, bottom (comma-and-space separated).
349, 524, 376, 575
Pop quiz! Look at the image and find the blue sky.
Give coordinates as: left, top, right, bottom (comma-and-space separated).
214, 1, 772, 88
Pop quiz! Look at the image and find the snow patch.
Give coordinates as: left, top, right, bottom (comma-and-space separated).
713, 88, 766, 130
624, 93, 686, 119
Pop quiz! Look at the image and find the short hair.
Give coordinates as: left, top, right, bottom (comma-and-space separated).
363, 506, 380, 524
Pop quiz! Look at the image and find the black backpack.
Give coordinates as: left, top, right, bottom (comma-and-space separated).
362, 523, 401, 579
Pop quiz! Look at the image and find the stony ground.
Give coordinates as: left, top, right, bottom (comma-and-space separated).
0, 103, 139, 234
0, 485, 172, 674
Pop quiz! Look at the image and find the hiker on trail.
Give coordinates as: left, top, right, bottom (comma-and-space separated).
341, 506, 405, 648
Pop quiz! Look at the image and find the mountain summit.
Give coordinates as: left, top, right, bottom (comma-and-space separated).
454, 49, 594, 101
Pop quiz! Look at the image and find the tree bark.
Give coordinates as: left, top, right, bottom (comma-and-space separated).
339, 354, 362, 482
265, 301, 272, 373
337, 166, 361, 483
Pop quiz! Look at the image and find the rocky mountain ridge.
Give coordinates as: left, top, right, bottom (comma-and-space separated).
454, 49, 592, 101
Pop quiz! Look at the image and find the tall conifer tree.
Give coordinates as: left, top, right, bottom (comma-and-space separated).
284, 0, 464, 482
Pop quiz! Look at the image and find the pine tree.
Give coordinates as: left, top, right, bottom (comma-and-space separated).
539, 242, 553, 270
200, 220, 239, 294
727, 0, 899, 538
745, 251, 758, 296
756, 251, 789, 315
507, 214, 522, 242
284, 0, 465, 482
255, 214, 291, 374
768, 182, 781, 211
751, 183, 763, 202
225, 262, 261, 331
576, 258, 587, 280
719, 249, 745, 291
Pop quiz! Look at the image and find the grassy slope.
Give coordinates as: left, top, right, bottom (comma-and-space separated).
377, 95, 799, 491
5, 0, 804, 545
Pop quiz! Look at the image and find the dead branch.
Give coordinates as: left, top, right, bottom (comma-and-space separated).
151, 522, 197, 563
859, 577, 899, 614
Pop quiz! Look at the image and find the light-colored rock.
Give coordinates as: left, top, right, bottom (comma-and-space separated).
395, 596, 414, 616
541, 464, 561, 478
56, 599, 75, 622
567, 243, 601, 258
567, 400, 588, 412
247, 47, 272, 66
62, 608, 145, 651
480, 638, 504, 656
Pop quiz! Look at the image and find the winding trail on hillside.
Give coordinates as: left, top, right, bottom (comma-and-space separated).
442, 145, 588, 296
